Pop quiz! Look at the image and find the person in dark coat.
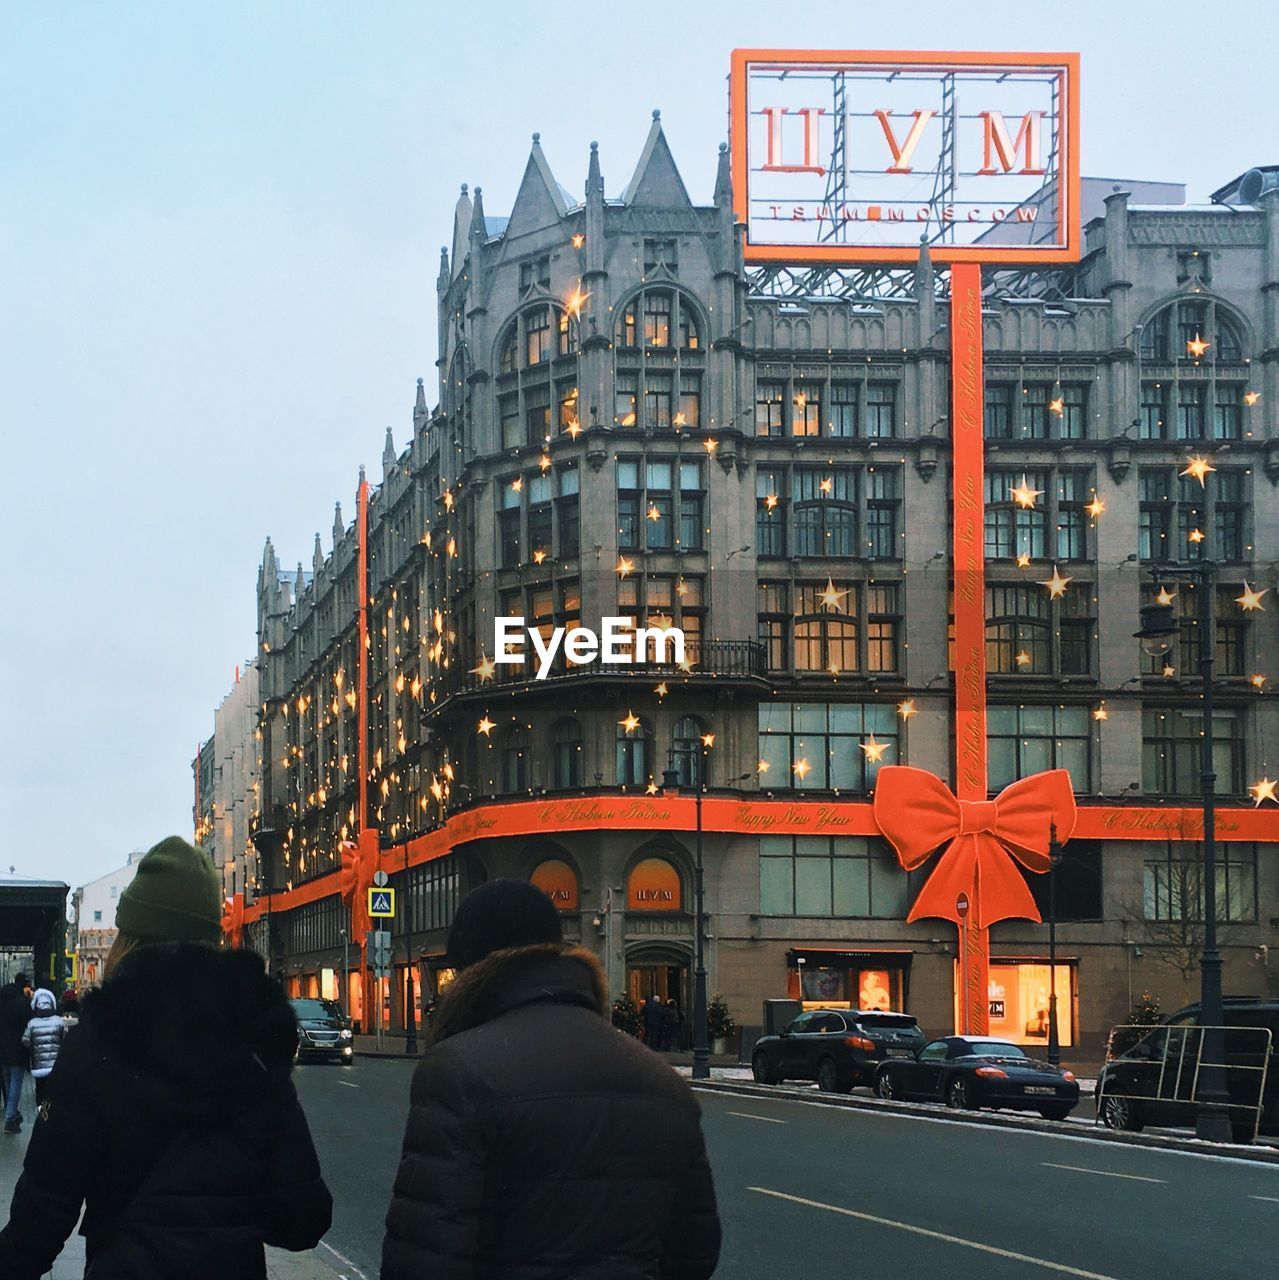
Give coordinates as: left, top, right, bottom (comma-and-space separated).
642, 991, 667, 1047
663, 997, 684, 1051
0, 971, 34, 1131
0, 836, 333, 1280
382, 879, 721, 1280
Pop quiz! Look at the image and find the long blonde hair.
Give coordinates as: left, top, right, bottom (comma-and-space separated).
103, 931, 141, 980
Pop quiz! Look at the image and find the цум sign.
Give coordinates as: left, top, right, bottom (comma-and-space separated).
730, 49, 1079, 265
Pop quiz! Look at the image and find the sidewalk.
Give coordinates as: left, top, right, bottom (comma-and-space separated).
0, 1075, 352, 1279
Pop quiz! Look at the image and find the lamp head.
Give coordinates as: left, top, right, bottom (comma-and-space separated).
1135, 601, 1177, 658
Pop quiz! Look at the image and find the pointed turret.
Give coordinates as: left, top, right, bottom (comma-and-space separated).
584, 141, 605, 279
258, 536, 278, 595
623, 110, 693, 209
333, 502, 344, 548
437, 245, 450, 295
382, 425, 396, 476
469, 186, 487, 243
295, 562, 306, 597
451, 185, 472, 279
713, 140, 732, 210
505, 133, 570, 238
413, 376, 428, 433
312, 532, 324, 577
915, 237, 936, 343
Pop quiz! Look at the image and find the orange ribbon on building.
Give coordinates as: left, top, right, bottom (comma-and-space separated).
338, 830, 381, 944
221, 892, 246, 949
873, 765, 1077, 928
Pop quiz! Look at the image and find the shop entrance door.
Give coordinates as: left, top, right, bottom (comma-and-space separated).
627, 962, 689, 1050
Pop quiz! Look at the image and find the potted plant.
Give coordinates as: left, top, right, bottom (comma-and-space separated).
707, 994, 736, 1056
611, 992, 643, 1038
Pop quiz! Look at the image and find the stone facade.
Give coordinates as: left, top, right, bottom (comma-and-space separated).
236, 119, 1279, 1056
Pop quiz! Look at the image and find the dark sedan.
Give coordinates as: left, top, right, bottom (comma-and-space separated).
752, 1008, 925, 1092
874, 1035, 1079, 1119
289, 997, 354, 1063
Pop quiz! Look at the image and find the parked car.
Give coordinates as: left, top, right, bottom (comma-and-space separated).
289, 997, 354, 1064
751, 1008, 925, 1092
1098, 998, 1279, 1141
873, 1035, 1080, 1119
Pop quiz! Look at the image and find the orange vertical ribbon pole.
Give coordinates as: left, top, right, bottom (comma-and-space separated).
949, 262, 989, 1035
356, 475, 372, 1017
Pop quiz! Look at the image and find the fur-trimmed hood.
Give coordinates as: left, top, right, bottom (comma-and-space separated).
431, 943, 607, 1044
77, 942, 297, 1119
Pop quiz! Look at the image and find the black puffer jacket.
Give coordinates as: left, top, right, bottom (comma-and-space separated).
0, 980, 31, 1067
0, 944, 333, 1280
382, 944, 721, 1280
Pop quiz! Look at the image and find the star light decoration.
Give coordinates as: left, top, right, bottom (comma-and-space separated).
1250, 674, 1268, 691
1048, 395, 1065, 415
646, 780, 660, 795
860, 736, 889, 763
1015, 552, 1032, 569
470, 655, 496, 682
1186, 334, 1211, 358
792, 757, 812, 780
1085, 496, 1105, 519
570, 232, 585, 249
647, 504, 662, 522
1163, 663, 1177, 679
619, 710, 641, 734
1011, 476, 1043, 509
818, 578, 847, 610
1244, 390, 1261, 407
703, 438, 718, 454
1155, 586, 1178, 607
1188, 528, 1206, 544
764, 492, 779, 510
701, 732, 716, 749
1040, 567, 1072, 599
532, 549, 548, 565
564, 287, 590, 318
654, 682, 668, 698
1015, 650, 1032, 667
1236, 584, 1268, 612
616, 557, 635, 578
477, 715, 496, 736
1250, 777, 1279, 805
1093, 702, 1109, 722
1181, 455, 1216, 486
896, 698, 917, 720
757, 758, 771, 775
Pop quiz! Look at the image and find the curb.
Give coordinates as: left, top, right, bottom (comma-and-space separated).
688, 1079, 1279, 1165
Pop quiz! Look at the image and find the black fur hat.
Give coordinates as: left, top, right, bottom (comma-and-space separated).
446, 879, 562, 970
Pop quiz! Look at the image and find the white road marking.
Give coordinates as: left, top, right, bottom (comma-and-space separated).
337, 1080, 360, 1089
1043, 1162, 1166, 1184
1250, 1194, 1279, 1203
748, 1187, 1120, 1280
320, 1239, 370, 1278
726, 1110, 787, 1124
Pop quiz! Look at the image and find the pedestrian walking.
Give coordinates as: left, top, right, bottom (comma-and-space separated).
642, 990, 666, 1047
20, 990, 64, 1108
382, 878, 721, 1279
663, 996, 684, 1052
0, 835, 333, 1280
0, 971, 34, 1133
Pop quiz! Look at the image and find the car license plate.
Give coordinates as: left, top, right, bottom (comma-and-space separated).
1025, 1086, 1055, 1095
887, 1048, 913, 1057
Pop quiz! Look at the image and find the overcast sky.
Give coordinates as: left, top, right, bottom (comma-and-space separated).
2, 1, 1275, 891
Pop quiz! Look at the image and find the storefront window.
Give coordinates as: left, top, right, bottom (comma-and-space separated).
788, 952, 908, 1011
965, 961, 1075, 1048
530, 857, 580, 911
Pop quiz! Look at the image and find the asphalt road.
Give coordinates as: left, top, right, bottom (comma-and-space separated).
296, 1058, 1279, 1280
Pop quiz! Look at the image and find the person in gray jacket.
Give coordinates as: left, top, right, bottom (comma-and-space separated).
21, 991, 64, 1106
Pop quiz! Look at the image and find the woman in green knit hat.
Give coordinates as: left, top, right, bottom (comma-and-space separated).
0, 835, 333, 1280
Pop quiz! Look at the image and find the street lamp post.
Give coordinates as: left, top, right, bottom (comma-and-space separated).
1046, 825, 1062, 1068
1134, 466, 1233, 1142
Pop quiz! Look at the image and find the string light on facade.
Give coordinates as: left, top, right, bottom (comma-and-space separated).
1181, 455, 1216, 486
1040, 567, 1072, 599
1010, 476, 1043, 509
1250, 777, 1278, 806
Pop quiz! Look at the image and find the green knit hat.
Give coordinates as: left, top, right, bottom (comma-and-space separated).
116, 836, 222, 943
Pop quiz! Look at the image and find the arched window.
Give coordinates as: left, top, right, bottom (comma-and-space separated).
614, 290, 706, 435
671, 716, 707, 788
627, 856, 682, 911
616, 288, 702, 351
1138, 298, 1247, 364
616, 715, 653, 788
499, 328, 518, 375
530, 857, 579, 910
501, 725, 529, 793
552, 718, 583, 789
498, 305, 575, 374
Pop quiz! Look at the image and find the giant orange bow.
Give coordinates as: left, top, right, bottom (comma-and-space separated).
221, 892, 245, 949
872, 766, 1076, 927
338, 831, 381, 944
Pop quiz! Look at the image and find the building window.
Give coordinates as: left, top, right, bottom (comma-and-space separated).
1141, 583, 1250, 678
865, 383, 897, 439
1139, 381, 1168, 440
616, 716, 654, 788
627, 857, 682, 911
1025, 842, 1103, 921
794, 581, 859, 673
617, 458, 704, 552
671, 715, 708, 788
530, 857, 580, 911
987, 381, 1088, 440
757, 581, 789, 669
644, 373, 673, 430
557, 382, 579, 434
1143, 843, 1256, 922
830, 381, 858, 437
556, 464, 580, 558
984, 468, 1093, 563
760, 581, 899, 675
758, 702, 898, 791
1214, 384, 1245, 441
501, 725, 529, 793
498, 478, 521, 568
985, 384, 1013, 439
986, 584, 1094, 676
1175, 382, 1206, 440
1138, 467, 1246, 563
792, 383, 822, 437
93, 910, 102, 923
552, 719, 582, 789
756, 381, 785, 438
759, 836, 908, 917
644, 291, 672, 347
677, 374, 701, 429
525, 307, 552, 366
500, 392, 521, 449
985, 962, 1075, 1048
615, 373, 638, 428
987, 704, 1091, 793
1139, 299, 1245, 364
617, 575, 705, 663
794, 468, 856, 557
527, 473, 552, 558
756, 468, 787, 556
1142, 706, 1244, 796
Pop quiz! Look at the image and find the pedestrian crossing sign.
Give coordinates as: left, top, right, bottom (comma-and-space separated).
367, 887, 396, 918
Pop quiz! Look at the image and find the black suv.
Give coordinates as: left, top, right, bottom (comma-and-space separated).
289, 997, 354, 1064
1098, 998, 1279, 1140
751, 1008, 925, 1092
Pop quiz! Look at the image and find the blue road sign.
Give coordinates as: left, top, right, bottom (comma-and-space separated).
368, 887, 396, 917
